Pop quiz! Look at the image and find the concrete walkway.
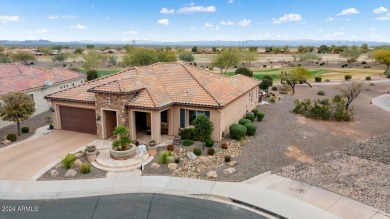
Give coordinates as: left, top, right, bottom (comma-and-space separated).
372, 94, 390, 111
0, 130, 96, 180
1, 174, 389, 219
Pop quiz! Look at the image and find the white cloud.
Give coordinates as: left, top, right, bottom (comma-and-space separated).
204, 22, 213, 27
273, 14, 302, 24
48, 15, 78, 19
220, 20, 234, 25
254, 32, 281, 40
326, 17, 335, 21
33, 29, 48, 34
160, 8, 174, 14
0, 16, 22, 23
375, 13, 390, 20
227, 0, 234, 3
337, 8, 359, 16
237, 19, 251, 26
373, 6, 387, 14
177, 5, 216, 14
157, 19, 169, 25
69, 24, 87, 29
123, 30, 138, 35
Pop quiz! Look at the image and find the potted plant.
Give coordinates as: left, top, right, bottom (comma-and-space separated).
148, 140, 157, 156
46, 116, 54, 129
110, 125, 136, 160
86, 145, 97, 162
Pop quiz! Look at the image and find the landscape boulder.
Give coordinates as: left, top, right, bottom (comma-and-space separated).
206, 171, 218, 179
64, 169, 77, 178
198, 156, 209, 163
168, 163, 178, 170
151, 162, 160, 169
50, 170, 59, 177
187, 152, 197, 160
74, 159, 82, 166
223, 168, 236, 175
1, 139, 11, 145
228, 161, 238, 166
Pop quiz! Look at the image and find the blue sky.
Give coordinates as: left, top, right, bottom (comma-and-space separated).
1, 0, 390, 42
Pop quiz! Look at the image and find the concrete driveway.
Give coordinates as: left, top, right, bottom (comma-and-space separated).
0, 130, 96, 180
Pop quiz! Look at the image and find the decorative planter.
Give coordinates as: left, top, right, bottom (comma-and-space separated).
148, 146, 157, 156
86, 145, 96, 152
110, 144, 137, 160
86, 150, 97, 162
173, 136, 181, 146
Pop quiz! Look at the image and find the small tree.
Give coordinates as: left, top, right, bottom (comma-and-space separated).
179, 52, 195, 62
82, 51, 107, 70
112, 125, 132, 151
260, 79, 272, 93
87, 70, 98, 81
11, 51, 36, 65
192, 115, 214, 150
108, 55, 118, 65
340, 46, 362, 63
191, 46, 198, 53
318, 45, 330, 54
52, 53, 68, 62
241, 50, 257, 65
0, 92, 35, 136
86, 44, 95, 49
74, 48, 84, 54
373, 49, 390, 74
212, 48, 241, 74
235, 67, 253, 77
281, 67, 312, 94
338, 80, 365, 110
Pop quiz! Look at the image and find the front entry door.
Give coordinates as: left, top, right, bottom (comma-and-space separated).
104, 110, 117, 138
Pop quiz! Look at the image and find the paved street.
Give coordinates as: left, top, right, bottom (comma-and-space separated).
0, 193, 264, 219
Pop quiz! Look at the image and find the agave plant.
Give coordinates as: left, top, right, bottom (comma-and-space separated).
112, 125, 132, 151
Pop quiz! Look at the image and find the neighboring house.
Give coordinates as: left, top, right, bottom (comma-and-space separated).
45, 63, 260, 143
0, 63, 86, 128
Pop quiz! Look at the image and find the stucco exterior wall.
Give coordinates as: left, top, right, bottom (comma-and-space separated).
0, 77, 85, 129
220, 86, 259, 137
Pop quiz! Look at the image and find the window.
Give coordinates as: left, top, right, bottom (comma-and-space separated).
189, 110, 210, 125
72, 82, 75, 86
180, 109, 185, 128
29, 93, 35, 102
161, 110, 168, 123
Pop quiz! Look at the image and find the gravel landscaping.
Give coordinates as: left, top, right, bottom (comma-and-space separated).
0, 111, 51, 148
38, 152, 107, 181
275, 133, 390, 214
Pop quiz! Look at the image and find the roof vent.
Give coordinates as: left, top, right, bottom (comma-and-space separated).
43, 80, 53, 89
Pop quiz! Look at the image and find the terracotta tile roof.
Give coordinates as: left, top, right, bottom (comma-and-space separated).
0, 63, 85, 95
46, 63, 260, 108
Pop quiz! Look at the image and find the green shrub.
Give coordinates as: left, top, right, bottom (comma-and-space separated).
6, 133, 17, 142
361, 61, 367, 64
320, 99, 330, 105
365, 76, 371, 81
363, 66, 371, 68
271, 86, 278, 91
86, 70, 98, 81
193, 148, 202, 156
257, 112, 265, 121
269, 97, 276, 103
175, 157, 180, 164
239, 119, 251, 125
225, 155, 231, 162
62, 153, 77, 169
251, 108, 259, 117
205, 138, 214, 147
229, 124, 247, 139
279, 91, 288, 94
245, 114, 255, 122
344, 75, 352, 81
80, 163, 91, 174
235, 67, 253, 77
244, 123, 257, 136
21, 127, 29, 133
182, 139, 194, 146
314, 77, 322, 82
158, 151, 172, 164
207, 148, 215, 156
317, 91, 325, 96
325, 79, 330, 82
178, 127, 196, 140
333, 95, 342, 102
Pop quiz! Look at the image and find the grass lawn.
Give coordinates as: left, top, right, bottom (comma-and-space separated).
226, 68, 330, 80
225, 67, 382, 80
79, 68, 124, 77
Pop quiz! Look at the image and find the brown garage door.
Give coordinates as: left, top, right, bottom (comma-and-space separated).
59, 106, 97, 134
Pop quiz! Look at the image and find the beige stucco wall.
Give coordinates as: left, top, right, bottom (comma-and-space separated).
50, 100, 95, 130
0, 77, 85, 128
220, 86, 259, 137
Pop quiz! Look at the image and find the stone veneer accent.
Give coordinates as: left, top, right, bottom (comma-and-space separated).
95, 93, 135, 139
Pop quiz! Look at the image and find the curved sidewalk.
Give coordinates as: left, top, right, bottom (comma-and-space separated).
1, 174, 388, 219
372, 94, 390, 111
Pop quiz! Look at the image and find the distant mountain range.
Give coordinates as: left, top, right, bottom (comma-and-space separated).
1, 39, 389, 47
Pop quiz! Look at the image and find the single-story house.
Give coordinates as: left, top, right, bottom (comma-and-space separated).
45, 63, 260, 143
0, 63, 86, 128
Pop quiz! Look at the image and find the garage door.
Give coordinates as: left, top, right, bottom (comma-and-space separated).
59, 106, 97, 134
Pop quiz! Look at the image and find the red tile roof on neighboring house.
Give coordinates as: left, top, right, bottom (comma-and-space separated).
0, 63, 85, 95
46, 63, 260, 109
